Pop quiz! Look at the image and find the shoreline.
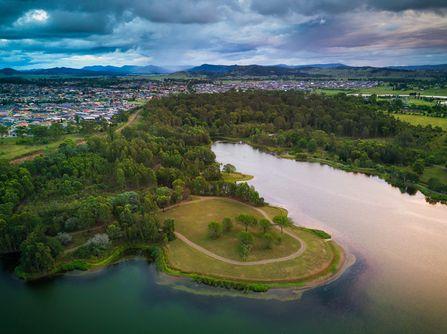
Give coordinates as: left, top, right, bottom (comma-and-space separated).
214, 138, 447, 205
11, 198, 351, 296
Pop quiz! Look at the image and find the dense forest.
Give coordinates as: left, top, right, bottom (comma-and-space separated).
0, 103, 263, 277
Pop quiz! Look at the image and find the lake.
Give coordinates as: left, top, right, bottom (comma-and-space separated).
1, 142, 446, 333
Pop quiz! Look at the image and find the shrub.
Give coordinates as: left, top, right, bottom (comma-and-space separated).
56, 232, 72, 246
86, 233, 110, 247
64, 217, 79, 232
162, 219, 176, 241
303, 228, 331, 239
222, 163, 236, 173
106, 224, 123, 240
261, 232, 274, 249
222, 217, 233, 233
74, 234, 110, 259
208, 221, 223, 239
237, 231, 254, 260
59, 260, 89, 272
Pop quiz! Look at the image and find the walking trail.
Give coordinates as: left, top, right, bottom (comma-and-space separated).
169, 196, 307, 266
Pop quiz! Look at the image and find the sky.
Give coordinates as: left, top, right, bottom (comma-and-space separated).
0, 0, 446, 69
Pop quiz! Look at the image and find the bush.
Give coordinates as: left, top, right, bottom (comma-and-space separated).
222, 217, 233, 233
208, 221, 223, 239
192, 275, 268, 292
86, 233, 110, 247
303, 228, 331, 239
237, 231, 254, 260
261, 232, 274, 249
74, 234, 110, 259
222, 163, 236, 173
106, 224, 123, 240
64, 217, 80, 232
162, 219, 176, 241
59, 260, 89, 272
56, 232, 72, 246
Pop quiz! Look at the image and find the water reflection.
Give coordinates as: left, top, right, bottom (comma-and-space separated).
213, 142, 447, 332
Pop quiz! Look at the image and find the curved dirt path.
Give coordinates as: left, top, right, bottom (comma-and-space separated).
169, 196, 307, 266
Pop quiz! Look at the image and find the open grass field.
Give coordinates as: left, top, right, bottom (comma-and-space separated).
221, 171, 253, 183
162, 197, 342, 283
166, 227, 338, 283
394, 114, 447, 130
160, 198, 301, 261
313, 89, 354, 95
0, 134, 83, 161
354, 85, 447, 97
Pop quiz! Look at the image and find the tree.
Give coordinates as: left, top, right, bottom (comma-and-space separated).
208, 221, 223, 239
273, 215, 292, 234
237, 231, 254, 260
222, 163, 236, 173
118, 204, 135, 240
192, 176, 209, 195
258, 218, 271, 233
162, 219, 176, 241
172, 178, 186, 203
155, 187, 173, 211
236, 214, 257, 232
78, 196, 112, 228
222, 217, 233, 233
412, 159, 425, 175
106, 224, 123, 240
0, 125, 8, 138
141, 192, 158, 216
20, 231, 55, 273
307, 139, 317, 153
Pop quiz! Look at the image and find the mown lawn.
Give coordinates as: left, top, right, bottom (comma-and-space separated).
162, 197, 341, 283
165, 226, 337, 283
159, 198, 300, 261
394, 114, 447, 130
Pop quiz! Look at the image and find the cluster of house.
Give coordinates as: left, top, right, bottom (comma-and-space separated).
0, 78, 381, 137
193, 80, 378, 94
0, 80, 188, 136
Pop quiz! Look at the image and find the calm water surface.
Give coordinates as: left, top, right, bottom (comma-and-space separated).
1, 142, 446, 333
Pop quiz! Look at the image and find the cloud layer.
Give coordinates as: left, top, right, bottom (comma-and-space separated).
0, 0, 446, 68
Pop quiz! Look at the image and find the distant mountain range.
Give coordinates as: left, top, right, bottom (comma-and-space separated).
186, 64, 310, 77
182, 63, 447, 79
1, 63, 446, 78
0, 65, 172, 76
82, 65, 170, 74
387, 64, 447, 71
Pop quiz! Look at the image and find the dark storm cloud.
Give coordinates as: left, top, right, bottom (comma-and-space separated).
0, 0, 446, 68
0, 12, 115, 39
250, 0, 447, 16
0, 0, 236, 27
